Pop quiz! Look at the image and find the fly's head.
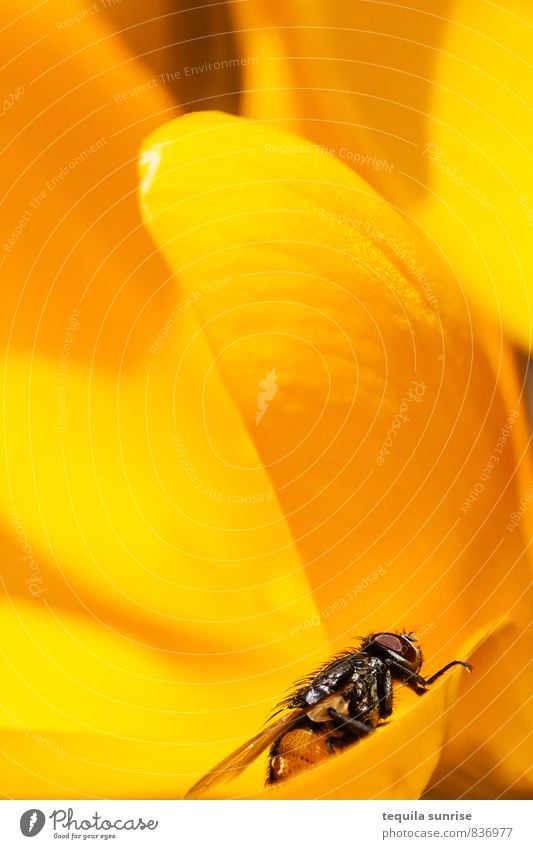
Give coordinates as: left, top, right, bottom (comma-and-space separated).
361, 631, 422, 679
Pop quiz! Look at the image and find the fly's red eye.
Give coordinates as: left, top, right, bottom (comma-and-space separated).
373, 632, 418, 663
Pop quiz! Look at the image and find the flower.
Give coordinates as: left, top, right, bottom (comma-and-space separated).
0, 2, 531, 801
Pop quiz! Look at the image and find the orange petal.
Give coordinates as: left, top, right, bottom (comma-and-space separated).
0, 0, 176, 366
104, 0, 240, 113
233, 1, 533, 348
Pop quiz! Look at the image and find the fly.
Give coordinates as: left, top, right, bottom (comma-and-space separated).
185, 631, 472, 798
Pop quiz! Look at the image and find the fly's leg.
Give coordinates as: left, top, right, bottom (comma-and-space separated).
327, 708, 374, 738
377, 665, 393, 717
423, 660, 472, 686
388, 659, 472, 694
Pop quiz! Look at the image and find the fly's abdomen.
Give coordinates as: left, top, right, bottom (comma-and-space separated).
268, 721, 334, 784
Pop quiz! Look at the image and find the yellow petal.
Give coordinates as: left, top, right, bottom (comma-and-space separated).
233, 1, 533, 348
1, 307, 327, 795
140, 110, 532, 796
424, 620, 533, 799
0, 597, 195, 798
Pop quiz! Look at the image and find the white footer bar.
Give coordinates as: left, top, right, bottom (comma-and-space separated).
0, 799, 529, 848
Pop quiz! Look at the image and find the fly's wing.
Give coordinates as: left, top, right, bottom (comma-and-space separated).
184, 707, 308, 799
